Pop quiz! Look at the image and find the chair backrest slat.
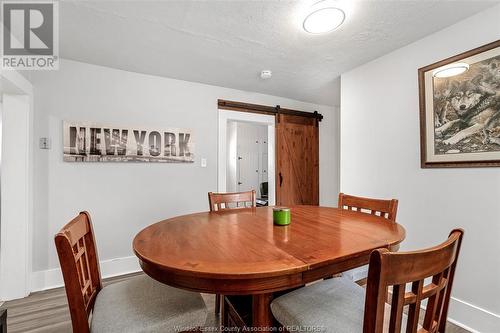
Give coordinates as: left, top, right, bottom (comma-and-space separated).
363, 229, 463, 333
55, 211, 102, 333
407, 279, 424, 333
208, 190, 256, 211
338, 193, 398, 222
389, 284, 405, 332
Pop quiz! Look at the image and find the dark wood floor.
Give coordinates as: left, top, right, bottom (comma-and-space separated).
1, 273, 467, 333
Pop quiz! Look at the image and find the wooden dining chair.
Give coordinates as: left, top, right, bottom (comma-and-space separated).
338, 192, 399, 222
271, 229, 464, 333
208, 190, 257, 315
337, 192, 400, 269
208, 190, 256, 211
55, 211, 207, 333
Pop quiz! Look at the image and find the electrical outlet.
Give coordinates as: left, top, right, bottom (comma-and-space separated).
39, 137, 51, 149
201, 158, 207, 168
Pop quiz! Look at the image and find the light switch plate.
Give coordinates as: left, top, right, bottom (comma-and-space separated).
201, 158, 207, 168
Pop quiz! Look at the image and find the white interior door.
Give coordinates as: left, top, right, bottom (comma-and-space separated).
236, 122, 261, 195
259, 126, 268, 187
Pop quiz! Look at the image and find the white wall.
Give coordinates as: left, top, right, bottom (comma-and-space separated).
341, 5, 500, 332
31, 59, 339, 289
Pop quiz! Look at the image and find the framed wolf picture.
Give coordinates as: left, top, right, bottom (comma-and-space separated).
419, 40, 500, 168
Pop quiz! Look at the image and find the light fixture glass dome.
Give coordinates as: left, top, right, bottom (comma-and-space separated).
432, 63, 470, 78
303, 6, 345, 34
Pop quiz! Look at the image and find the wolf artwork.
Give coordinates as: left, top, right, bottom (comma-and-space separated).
433, 55, 500, 154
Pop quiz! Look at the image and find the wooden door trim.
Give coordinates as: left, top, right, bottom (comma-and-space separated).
218, 99, 323, 122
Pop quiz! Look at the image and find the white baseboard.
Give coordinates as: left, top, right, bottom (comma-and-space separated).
448, 297, 500, 333
31, 255, 141, 292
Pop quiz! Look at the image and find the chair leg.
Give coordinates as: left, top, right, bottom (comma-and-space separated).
215, 293, 221, 315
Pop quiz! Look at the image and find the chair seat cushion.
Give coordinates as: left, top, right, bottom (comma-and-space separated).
271, 277, 412, 333
91, 275, 207, 333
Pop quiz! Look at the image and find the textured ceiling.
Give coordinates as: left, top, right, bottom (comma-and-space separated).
59, 1, 498, 106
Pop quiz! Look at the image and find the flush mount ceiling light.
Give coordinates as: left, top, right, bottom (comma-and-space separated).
303, 1, 346, 34
432, 62, 470, 78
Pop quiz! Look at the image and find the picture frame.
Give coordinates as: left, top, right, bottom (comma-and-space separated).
418, 40, 500, 168
63, 120, 195, 163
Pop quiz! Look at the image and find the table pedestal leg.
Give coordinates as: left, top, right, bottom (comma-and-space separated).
252, 293, 273, 329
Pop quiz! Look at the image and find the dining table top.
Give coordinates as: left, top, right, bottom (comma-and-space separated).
133, 205, 406, 281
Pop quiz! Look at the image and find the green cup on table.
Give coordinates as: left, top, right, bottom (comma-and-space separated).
273, 207, 291, 226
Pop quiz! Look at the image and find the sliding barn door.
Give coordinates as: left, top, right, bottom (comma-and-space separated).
276, 114, 319, 206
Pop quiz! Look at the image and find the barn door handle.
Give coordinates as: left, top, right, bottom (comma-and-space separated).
279, 172, 283, 187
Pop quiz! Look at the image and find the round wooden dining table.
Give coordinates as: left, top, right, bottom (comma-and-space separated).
133, 205, 405, 328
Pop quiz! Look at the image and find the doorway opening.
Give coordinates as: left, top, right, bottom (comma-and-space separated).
218, 100, 322, 207
218, 110, 275, 206
227, 120, 269, 205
